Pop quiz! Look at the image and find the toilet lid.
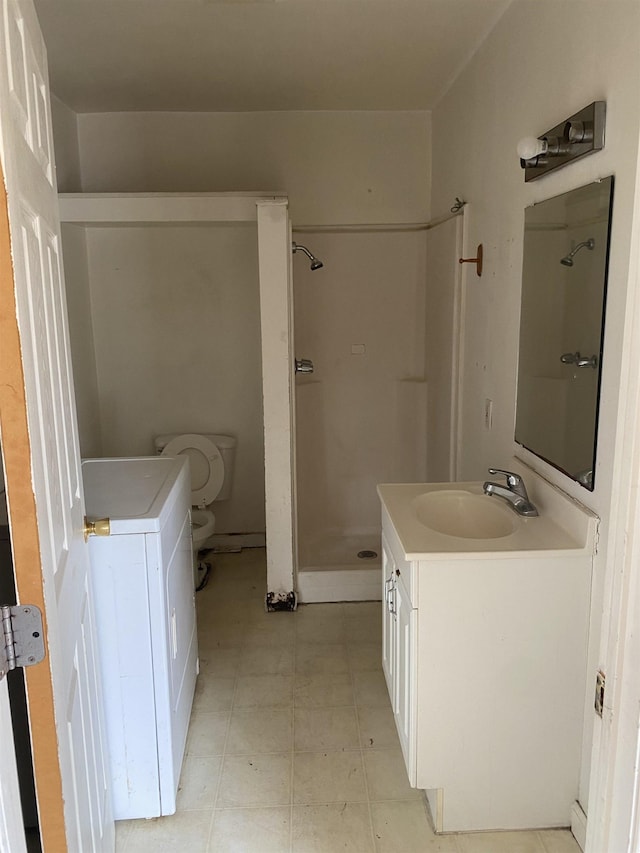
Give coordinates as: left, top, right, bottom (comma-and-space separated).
161, 434, 224, 507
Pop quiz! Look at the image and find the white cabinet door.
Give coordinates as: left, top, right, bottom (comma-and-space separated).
394, 574, 416, 784
381, 535, 395, 698
381, 532, 417, 786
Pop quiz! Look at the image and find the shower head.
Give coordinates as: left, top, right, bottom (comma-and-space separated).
292, 241, 324, 271
560, 238, 595, 267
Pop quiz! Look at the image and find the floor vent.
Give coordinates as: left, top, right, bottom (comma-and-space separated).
357, 550, 378, 559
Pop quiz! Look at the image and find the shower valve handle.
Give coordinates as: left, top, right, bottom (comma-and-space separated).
295, 358, 314, 375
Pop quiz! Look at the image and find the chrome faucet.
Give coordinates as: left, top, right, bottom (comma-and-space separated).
482, 468, 539, 517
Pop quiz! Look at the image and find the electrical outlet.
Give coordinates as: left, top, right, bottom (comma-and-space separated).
484, 398, 493, 430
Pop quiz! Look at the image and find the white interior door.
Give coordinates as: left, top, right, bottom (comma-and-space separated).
0, 2, 113, 850
0, 679, 26, 853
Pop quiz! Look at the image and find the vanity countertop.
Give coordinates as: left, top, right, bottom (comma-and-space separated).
377, 475, 598, 561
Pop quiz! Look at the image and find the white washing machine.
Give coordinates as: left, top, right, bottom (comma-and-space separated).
82, 456, 198, 820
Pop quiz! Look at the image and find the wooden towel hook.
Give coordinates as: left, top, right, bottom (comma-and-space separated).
459, 243, 483, 277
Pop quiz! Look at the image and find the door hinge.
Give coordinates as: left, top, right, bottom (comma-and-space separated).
0, 605, 45, 682
595, 669, 605, 718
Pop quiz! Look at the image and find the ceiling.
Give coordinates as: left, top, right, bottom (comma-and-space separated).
33, 0, 511, 113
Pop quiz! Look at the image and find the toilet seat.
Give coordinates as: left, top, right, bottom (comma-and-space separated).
161, 434, 224, 508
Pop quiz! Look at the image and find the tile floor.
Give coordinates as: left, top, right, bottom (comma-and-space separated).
115, 548, 581, 853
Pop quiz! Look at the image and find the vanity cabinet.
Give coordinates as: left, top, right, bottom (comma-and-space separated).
378, 489, 595, 834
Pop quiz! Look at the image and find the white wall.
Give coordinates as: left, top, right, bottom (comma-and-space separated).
76, 111, 431, 225
61, 225, 102, 457
50, 95, 81, 192
431, 0, 640, 814
80, 223, 265, 535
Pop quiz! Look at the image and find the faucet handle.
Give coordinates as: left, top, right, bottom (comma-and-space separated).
487, 468, 522, 489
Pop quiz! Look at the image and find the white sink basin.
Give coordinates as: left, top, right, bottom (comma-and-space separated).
412, 490, 516, 539
377, 470, 597, 559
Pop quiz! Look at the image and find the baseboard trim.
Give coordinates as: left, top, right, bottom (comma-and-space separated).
570, 801, 587, 851
297, 566, 381, 603
424, 789, 443, 833
204, 532, 266, 552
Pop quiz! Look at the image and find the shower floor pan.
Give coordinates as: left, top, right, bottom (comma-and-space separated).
297, 532, 382, 603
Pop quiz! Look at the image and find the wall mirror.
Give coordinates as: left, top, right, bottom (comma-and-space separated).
515, 176, 614, 490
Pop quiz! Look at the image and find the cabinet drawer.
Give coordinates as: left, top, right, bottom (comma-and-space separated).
381, 506, 416, 605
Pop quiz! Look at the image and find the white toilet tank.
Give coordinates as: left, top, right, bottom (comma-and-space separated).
154, 433, 236, 503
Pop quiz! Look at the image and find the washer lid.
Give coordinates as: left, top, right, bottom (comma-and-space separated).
161, 434, 224, 507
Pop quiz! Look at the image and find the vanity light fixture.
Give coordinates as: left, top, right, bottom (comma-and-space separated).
517, 101, 606, 182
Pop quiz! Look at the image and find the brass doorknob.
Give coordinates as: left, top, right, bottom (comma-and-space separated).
83, 517, 111, 542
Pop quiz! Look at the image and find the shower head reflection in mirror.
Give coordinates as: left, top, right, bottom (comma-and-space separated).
560, 237, 595, 267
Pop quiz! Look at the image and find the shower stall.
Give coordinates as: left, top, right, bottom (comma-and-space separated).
293, 216, 463, 602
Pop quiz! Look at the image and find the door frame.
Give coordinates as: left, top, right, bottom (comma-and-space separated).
585, 141, 640, 853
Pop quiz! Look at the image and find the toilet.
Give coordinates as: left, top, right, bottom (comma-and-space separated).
154, 433, 236, 584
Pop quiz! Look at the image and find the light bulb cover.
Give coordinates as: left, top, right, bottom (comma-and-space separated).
517, 136, 547, 160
